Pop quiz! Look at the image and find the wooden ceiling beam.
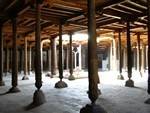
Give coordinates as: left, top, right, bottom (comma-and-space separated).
21, 11, 60, 24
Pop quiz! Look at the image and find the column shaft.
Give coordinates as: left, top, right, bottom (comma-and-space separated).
12, 18, 18, 87
58, 23, 63, 80
6, 46, 9, 75
66, 45, 69, 70
127, 21, 132, 79
35, 0, 42, 89
24, 37, 28, 75
118, 31, 122, 74
87, 0, 98, 104
28, 46, 31, 74
147, 0, 150, 94
69, 34, 73, 75
137, 33, 141, 72
0, 24, 4, 85
78, 45, 82, 70
51, 38, 57, 75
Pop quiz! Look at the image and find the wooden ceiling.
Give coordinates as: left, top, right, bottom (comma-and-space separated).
0, 0, 148, 49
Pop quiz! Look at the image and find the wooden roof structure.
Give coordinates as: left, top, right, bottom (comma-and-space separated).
0, 0, 148, 49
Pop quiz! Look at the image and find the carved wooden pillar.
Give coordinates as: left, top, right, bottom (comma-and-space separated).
51, 38, 57, 76
28, 45, 32, 75
18, 47, 22, 73
80, 1, 105, 112
55, 22, 68, 88
68, 33, 75, 80
8, 17, 20, 92
0, 24, 5, 86
137, 33, 142, 77
147, 0, 150, 97
6, 45, 9, 76
125, 21, 134, 87
32, 0, 46, 106
117, 31, 124, 80
87, 0, 99, 104
66, 45, 69, 70
22, 37, 29, 80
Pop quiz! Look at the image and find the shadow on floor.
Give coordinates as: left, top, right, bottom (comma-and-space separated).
24, 103, 39, 110
133, 86, 147, 92
0, 92, 8, 96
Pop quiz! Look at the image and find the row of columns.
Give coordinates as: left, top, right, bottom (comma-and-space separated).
0, 0, 149, 110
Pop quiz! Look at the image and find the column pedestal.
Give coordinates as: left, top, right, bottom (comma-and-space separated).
80, 104, 107, 113
8, 86, 20, 93
32, 90, 46, 106
55, 79, 68, 88
125, 79, 134, 87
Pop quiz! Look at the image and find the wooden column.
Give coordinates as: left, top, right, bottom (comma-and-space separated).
145, 0, 150, 104
87, 0, 99, 104
28, 46, 31, 75
8, 17, 20, 92
125, 21, 134, 87
55, 22, 67, 88
6, 46, 9, 76
80, 1, 105, 112
18, 47, 22, 73
66, 45, 69, 70
51, 38, 57, 76
117, 31, 124, 80
137, 33, 142, 76
22, 37, 29, 80
59, 24, 63, 80
0, 24, 5, 86
46, 50, 49, 71
147, 0, 150, 95
68, 33, 75, 80
32, 0, 46, 106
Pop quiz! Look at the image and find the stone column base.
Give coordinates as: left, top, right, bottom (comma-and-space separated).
22, 75, 29, 80
0, 81, 5, 86
125, 79, 134, 87
145, 98, 150, 104
80, 104, 107, 113
8, 87, 20, 93
117, 74, 124, 80
45, 73, 53, 78
55, 80, 68, 88
32, 90, 46, 106
68, 75, 75, 80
